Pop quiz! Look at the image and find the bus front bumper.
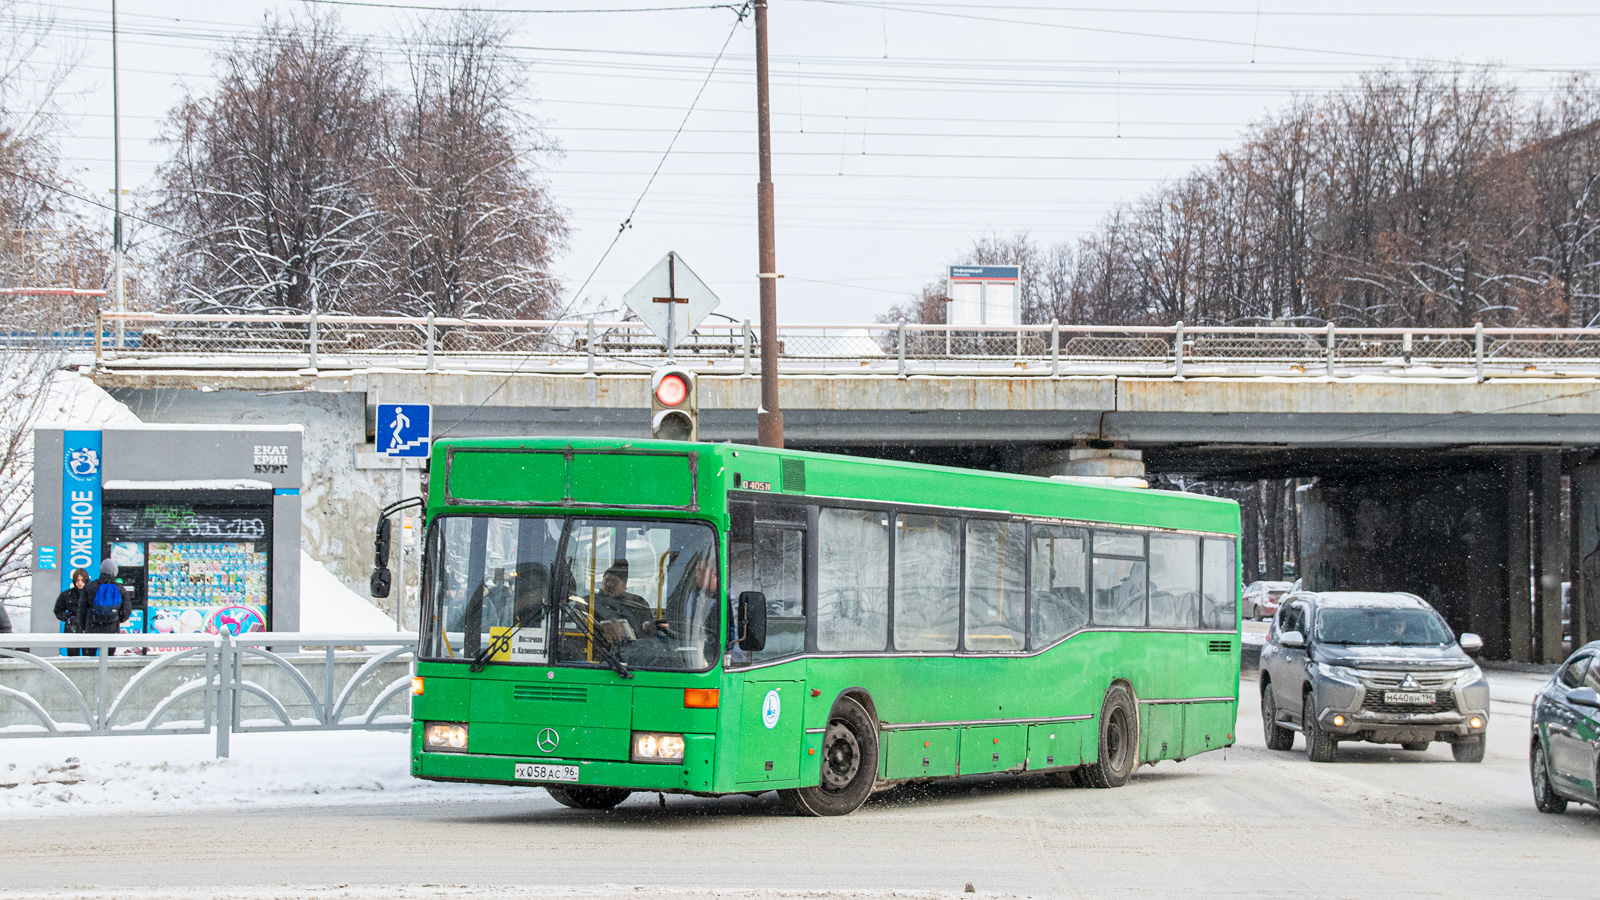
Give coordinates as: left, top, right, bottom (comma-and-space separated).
414, 734, 717, 793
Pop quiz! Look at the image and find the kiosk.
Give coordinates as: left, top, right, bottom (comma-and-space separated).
30, 426, 302, 637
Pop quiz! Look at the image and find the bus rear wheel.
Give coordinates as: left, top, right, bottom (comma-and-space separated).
779, 696, 879, 816
1076, 683, 1139, 789
546, 786, 632, 810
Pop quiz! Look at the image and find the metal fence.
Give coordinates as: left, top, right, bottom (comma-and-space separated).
0, 633, 415, 758
74, 312, 1600, 379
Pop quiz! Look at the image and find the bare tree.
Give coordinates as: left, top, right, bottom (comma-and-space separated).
153, 13, 387, 313
372, 12, 567, 319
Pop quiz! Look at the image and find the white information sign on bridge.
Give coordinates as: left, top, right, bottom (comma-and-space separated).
622, 251, 721, 353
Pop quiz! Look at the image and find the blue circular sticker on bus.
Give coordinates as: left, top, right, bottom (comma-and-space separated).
761, 689, 781, 729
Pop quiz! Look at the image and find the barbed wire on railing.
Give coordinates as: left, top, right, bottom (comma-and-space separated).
33, 313, 1600, 378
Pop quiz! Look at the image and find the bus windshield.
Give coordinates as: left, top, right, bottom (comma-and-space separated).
423, 515, 721, 672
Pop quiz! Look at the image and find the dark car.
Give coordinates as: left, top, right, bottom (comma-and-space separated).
1259, 591, 1489, 762
1529, 641, 1600, 814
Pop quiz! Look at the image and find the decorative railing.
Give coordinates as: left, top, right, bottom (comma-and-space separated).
50, 312, 1600, 378
0, 633, 415, 758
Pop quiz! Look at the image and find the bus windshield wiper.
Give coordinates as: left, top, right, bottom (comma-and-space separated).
555, 599, 632, 680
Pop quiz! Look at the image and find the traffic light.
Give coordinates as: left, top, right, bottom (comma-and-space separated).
650, 366, 698, 441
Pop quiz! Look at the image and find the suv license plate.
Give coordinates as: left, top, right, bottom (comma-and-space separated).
1384, 691, 1436, 705
515, 763, 579, 782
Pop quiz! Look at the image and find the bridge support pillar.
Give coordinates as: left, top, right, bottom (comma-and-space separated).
1300, 462, 1512, 659
1026, 446, 1146, 487
1507, 456, 1532, 663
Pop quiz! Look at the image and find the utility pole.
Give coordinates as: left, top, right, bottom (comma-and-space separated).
111, 0, 125, 346
754, 0, 784, 448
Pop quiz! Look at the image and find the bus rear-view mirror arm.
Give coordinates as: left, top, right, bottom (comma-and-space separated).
371, 496, 426, 600
738, 591, 768, 653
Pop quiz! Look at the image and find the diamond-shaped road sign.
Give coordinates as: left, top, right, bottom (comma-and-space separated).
622, 252, 720, 352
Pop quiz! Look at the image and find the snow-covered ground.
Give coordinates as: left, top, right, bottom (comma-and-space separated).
0, 729, 534, 817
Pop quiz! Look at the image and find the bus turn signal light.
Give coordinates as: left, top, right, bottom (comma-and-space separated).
684, 688, 720, 708
411, 676, 424, 696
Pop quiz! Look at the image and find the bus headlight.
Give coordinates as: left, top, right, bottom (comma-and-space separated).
632, 731, 685, 763
424, 722, 469, 752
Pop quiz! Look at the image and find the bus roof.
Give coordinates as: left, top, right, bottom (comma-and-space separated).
430, 436, 1239, 536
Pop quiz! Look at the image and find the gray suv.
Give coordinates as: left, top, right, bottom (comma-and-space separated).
1259, 591, 1490, 762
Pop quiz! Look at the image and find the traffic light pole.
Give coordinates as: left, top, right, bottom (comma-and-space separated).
754, 0, 784, 448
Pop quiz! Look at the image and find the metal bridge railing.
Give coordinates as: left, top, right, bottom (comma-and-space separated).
54, 312, 1600, 378
0, 632, 416, 758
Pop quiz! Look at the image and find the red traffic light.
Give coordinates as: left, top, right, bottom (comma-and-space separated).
654, 372, 689, 407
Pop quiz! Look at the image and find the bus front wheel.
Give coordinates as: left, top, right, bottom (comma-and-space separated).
779, 696, 879, 816
546, 786, 632, 810
1076, 683, 1139, 789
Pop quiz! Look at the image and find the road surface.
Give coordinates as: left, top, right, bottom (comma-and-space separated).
2, 670, 1591, 899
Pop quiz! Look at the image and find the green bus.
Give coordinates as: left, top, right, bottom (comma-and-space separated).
402, 437, 1241, 816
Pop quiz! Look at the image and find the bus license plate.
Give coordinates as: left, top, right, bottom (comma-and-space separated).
1384, 691, 1436, 705
515, 763, 579, 782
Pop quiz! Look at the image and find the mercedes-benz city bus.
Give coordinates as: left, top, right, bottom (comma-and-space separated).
397, 437, 1241, 816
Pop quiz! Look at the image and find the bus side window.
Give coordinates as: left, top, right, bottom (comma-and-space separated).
965, 520, 1026, 651
817, 507, 890, 652
893, 514, 960, 651
1092, 530, 1147, 629
1029, 524, 1088, 648
1148, 534, 1200, 628
1200, 538, 1237, 629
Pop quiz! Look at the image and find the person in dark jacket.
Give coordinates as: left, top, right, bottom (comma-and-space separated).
84, 560, 131, 656
0, 602, 11, 634
53, 568, 92, 655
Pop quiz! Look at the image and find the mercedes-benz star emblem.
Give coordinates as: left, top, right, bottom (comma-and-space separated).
536, 727, 560, 754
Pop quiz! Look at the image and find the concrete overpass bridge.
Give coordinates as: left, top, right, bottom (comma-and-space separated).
82, 313, 1600, 664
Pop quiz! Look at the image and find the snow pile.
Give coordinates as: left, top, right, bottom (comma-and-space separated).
0, 730, 530, 816
298, 550, 398, 632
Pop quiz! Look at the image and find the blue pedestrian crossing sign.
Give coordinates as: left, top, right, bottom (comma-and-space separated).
377, 403, 432, 458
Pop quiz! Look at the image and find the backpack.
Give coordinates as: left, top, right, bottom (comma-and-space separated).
87, 582, 124, 628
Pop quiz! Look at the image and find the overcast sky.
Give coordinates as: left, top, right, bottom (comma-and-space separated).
30, 0, 1600, 323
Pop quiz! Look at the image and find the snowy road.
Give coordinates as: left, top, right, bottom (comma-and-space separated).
1, 670, 1592, 899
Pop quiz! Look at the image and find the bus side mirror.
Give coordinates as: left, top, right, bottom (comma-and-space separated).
738, 591, 767, 652
371, 517, 393, 598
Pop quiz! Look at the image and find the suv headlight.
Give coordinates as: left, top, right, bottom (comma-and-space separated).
632, 731, 685, 763
1314, 663, 1362, 683
424, 721, 469, 752
1453, 665, 1484, 686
